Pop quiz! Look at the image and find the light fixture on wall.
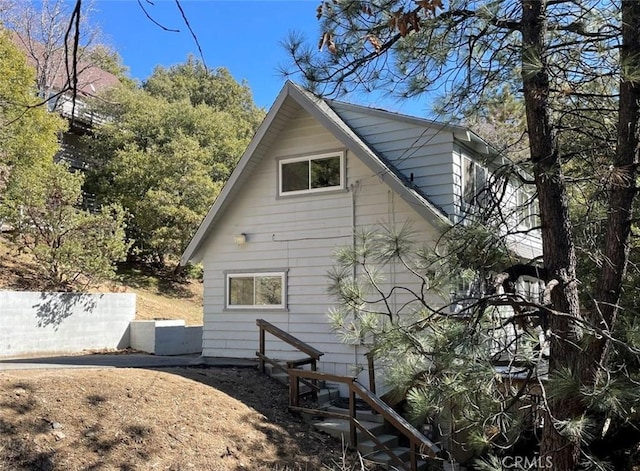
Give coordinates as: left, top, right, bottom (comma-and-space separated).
234, 233, 247, 246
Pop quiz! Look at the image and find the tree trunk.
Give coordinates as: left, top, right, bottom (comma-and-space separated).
520, 1, 583, 469
592, 0, 640, 371
522, 1, 640, 469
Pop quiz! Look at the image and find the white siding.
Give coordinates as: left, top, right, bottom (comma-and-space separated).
331, 104, 458, 218
200, 107, 442, 378
452, 145, 542, 258
502, 182, 544, 259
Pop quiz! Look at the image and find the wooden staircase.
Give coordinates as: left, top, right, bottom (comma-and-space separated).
256, 319, 442, 471
312, 406, 433, 470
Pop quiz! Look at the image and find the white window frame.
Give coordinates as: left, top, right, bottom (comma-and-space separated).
225, 271, 287, 310
462, 156, 488, 208
516, 276, 542, 304
278, 151, 345, 196
517, 186, 539, 230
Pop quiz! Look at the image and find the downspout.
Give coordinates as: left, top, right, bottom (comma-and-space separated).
388, 190, 397, 310
350, 180, 360, 370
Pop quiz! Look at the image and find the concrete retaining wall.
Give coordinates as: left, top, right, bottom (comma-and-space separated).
130, 320, 202, 355
0, 291, 136, 357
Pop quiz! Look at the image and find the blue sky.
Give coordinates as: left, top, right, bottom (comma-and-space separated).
90, 0, 430, 115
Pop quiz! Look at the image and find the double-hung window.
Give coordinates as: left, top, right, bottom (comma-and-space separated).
279, 151, 345, 196
517, 277, 542, 303
517, 187, 539, 230
226, 272, 286, 309
462, 156, 488, 208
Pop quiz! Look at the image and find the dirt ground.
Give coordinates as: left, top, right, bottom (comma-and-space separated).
0, 366, 361, 471
0, 235, 204, 325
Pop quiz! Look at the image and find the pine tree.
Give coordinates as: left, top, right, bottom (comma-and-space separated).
288, 1, 640, 468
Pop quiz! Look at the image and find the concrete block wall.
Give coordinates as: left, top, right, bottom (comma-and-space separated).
0, 291, 136, 357
130, 320, 202, 355
129, 320, 157, 353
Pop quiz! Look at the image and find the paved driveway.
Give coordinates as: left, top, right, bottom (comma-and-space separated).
0, 353, 256, 370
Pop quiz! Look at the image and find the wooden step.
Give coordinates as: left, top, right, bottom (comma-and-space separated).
357, 433, 399, 455
312, 418, 385, 442
267, 365, 332, 399
369, 446, 410, 463
316, 420, 432, 471
326, 405, 384, 424
317, 386, 340, 405
366, 447, 430, 471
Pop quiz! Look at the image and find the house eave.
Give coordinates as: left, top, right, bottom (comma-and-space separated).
181, 81, 454, 265
180, 83, 294, 265
293, 86, 451, 229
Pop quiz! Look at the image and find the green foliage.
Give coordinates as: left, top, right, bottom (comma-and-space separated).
182, 262, 203, 281
1, 161, 130, 290
328, 222, 449, 318
329, 225, 520, 450
297, 1, 640, 468
86, 61, 264, 265
0, 28, 65, 167
143, 57, 263, 134
328, 223, 640, 465
473, 454, 505, 471
444, 222, 514, 274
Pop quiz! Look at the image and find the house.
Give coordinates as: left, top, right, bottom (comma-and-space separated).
49, 62, 120, 174
11, 31, 120, 173
9, 31, 120, 213
181, 81, 542, 385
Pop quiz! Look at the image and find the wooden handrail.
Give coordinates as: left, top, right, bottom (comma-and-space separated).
257, 319, 324, 359
353, 419, 409, 470
288, 369, 441, 470
257, 319, 324, 401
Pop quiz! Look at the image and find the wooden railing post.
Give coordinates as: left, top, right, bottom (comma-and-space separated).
311, 359, 318, 401
349, 383, 357, 448
367, 352, 376, 394
259, 324, 266, 374
410, 441, 417, 470
290, 374, 300, 408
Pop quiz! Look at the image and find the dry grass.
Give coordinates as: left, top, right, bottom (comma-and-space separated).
0, 367, 363, 471
101, 265, 204, 326
0, 235, 43, 292
0, 235, 203, 325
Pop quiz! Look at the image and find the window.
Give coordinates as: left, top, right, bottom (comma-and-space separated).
449, 271, 481, 314
279, 152, 345, 195
517, 277, 542, 303
226, 272, 286, 309
462, 157, 487, 207
517, 187, 539, 229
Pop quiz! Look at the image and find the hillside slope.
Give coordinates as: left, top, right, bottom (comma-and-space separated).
0, 235, 203, 325
0, 367, 357, 470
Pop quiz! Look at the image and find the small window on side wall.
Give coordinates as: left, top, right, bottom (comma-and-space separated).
517, 186, 539, 230
226, 272, 286, 309
462, 156, 488, 208
279, 152, 345, 196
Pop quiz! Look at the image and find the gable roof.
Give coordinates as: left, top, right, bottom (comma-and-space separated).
327, 99, 493, 156
181, 81, 490, 265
